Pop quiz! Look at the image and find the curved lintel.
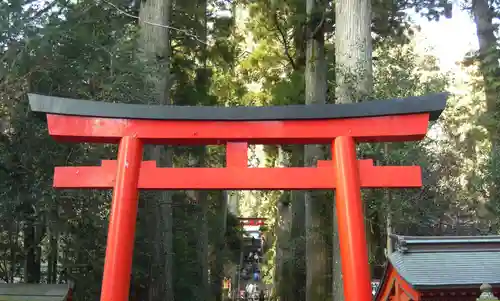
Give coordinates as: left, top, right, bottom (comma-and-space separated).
28, 93, 447, 121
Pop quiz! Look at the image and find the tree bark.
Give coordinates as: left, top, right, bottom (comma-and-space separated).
211, 192, 228, 301
335, 0, 373, 103
289, 4, 306, 300
286, 2, 307, 299
192, 0, 210, 297
47, 204, 59, 284
275, 147, 294, 301
334, 0, 373, 298
471, 0, 500, 210
22, 199, 41, 284
137, 0, 174, 299
23, 219, 37, 283
9, 220, 17, 283
304, 1, 331, 300
290, 146, 306, 301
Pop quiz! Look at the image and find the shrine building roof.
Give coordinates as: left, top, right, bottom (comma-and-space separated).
388, 235, 500, 289
0, 283, 72, 301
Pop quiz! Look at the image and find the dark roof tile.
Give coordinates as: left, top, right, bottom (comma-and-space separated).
388, 235, 500, 288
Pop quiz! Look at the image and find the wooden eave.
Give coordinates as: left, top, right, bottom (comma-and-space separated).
419, 286, 500, 298
376, 263, 421, 301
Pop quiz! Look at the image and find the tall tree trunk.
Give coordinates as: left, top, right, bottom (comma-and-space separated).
192, 0, 210, 298
24, 219, 42, 283
471, 0, 500, 210
189, 182, 209, 301
335, 0, 372, 103
289, 4, 307, 300
138, 0, 174, 299
196, 191, 210, 301
22, 199, 41, 284
290, 146, 305, 301
276, 199, 293, 301
304, 1, 331, 300
47, 226, 58, 283
23, 219, 37, 283
47, 200, 59, 284
275, 147, 293, 301
211, 192, 228, 301
334, 0, 373, 298
9, 220, 17, 283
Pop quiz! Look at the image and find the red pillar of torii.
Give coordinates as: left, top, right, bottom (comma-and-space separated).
29, 93, 447, 301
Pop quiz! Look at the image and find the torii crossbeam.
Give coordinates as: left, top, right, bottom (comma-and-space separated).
29, 93, 447, 301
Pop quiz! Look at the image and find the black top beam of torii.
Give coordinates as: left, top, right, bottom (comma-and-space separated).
28, 93, 447, 121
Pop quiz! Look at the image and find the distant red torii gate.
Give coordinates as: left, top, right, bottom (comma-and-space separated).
29, 93, 447, 301
239, 218, 266, 227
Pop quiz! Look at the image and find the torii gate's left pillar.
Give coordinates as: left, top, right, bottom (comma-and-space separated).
101, 136, 143, 301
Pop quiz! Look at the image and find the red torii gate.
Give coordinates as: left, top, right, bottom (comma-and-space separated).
239, 218, 266, 227
29, 93, 447, 301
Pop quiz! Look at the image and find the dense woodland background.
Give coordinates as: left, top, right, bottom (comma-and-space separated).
1, 0, 500, 300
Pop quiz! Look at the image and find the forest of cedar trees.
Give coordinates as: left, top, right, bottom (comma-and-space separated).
1, 0, 499, 300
